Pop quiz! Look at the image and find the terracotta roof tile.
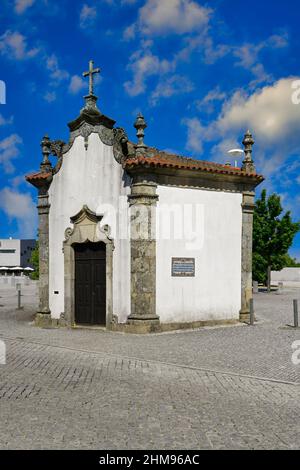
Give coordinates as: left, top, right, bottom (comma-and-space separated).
26, 171, 52, 182
124, 152, 263, 179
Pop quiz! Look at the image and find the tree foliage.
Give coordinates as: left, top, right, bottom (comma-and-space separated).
253, 190, 300, 287
29, 241, 39, 280
281, 254, 300, 268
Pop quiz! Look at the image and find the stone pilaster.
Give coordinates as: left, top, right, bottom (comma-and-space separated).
127, 180, 160, 330
240, 191, 255, 323
35, 188, 51, 326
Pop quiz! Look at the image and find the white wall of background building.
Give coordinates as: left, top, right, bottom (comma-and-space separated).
0, 239, 20, 267
0, 239, 36, 268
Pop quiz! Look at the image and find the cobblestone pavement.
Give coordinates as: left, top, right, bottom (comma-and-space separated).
0, 283, 300, 449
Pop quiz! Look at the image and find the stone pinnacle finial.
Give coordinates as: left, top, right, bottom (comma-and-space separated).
82, 60, 101, 112
134, 113, 147, 154
242, 130, 255, 173
40, 135, 52, 173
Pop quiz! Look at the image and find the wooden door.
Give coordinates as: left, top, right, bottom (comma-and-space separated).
74, 242, 106, 325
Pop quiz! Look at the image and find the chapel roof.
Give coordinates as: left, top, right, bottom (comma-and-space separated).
26, 136, 264, 185
26, 63, 264, 187
123, 149, 263, 180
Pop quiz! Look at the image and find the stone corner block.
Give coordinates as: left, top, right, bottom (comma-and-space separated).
35, 313, 52, 328
35, 313, 62, 329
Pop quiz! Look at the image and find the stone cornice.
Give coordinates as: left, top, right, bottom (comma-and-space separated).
125, 166, 263, 194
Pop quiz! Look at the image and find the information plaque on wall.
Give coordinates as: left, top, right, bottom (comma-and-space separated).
172, 258, 195, 277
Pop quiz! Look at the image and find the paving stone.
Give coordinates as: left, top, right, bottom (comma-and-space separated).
0, 283, 300, 449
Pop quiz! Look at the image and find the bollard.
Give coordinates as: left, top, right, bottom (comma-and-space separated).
16, 283, 22, 310
293, 300, 299, 328
250, 298, 255, 326
253, 281, 259, 294
277, 282, 284, 295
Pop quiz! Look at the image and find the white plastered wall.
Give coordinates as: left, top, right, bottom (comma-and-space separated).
0, 239, 21, 267
156, 186, 242, 323
48, 133, 131, 322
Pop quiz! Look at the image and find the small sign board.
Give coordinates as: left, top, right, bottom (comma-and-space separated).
172, 258, 195, 277
16, 283, 21, 291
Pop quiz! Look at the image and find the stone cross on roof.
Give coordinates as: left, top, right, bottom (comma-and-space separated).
83, 60, 100, 96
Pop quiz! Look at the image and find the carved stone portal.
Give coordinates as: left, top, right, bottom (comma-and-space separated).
63, 205, 114, 327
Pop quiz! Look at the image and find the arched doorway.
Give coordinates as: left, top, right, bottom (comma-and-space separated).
63, 205, 114, 328
74, 241, 106, 325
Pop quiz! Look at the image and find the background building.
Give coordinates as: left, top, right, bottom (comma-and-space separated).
271, 267, 300, 287
0, 239, 36, 270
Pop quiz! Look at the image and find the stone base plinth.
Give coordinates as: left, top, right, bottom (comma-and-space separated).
35, 315, 240, 333
110, 318, 238, 334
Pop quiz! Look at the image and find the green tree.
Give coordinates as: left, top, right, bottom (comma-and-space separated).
29, 241, 39, 280
281, 254, 300, 268
253, 190, 300, 291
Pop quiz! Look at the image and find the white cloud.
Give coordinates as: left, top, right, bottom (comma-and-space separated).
232, 33, 288, 87
177, 32, 288, 82
43, 54, 71, 99
215, 78, 300, 145
123, 24, 136, 41
234, 34, 288, 70
46, 53, 70, 85
44, 91, 56, 102
209, 137, 242, 165
0, 32, 72, 101
0, 187, 37, 238
68, 75, 87, 94
138, 0, 212, 36
0, 30, 39, 60
181, 117, 204, 153
0, 134, 22, 174
14, 0, 35, 14
10, 174, 26, 188
124, 45, 173, 96
195, 86, 226, 113
103, 0, 138, 4
123, 2, 287, 101
150, 75, 194, 105
202, 37, 230, 65
182, 77, 300, 179
79, 4, 97, 29
0, 114, 13, 126
175, 33, 229, 66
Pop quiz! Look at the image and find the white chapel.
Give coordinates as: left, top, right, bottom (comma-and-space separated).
26, 61, 263, 333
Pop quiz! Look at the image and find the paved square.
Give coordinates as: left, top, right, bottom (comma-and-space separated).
0, 282, 299, 449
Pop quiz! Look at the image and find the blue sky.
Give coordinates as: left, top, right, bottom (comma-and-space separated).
1, 0, 300, 258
